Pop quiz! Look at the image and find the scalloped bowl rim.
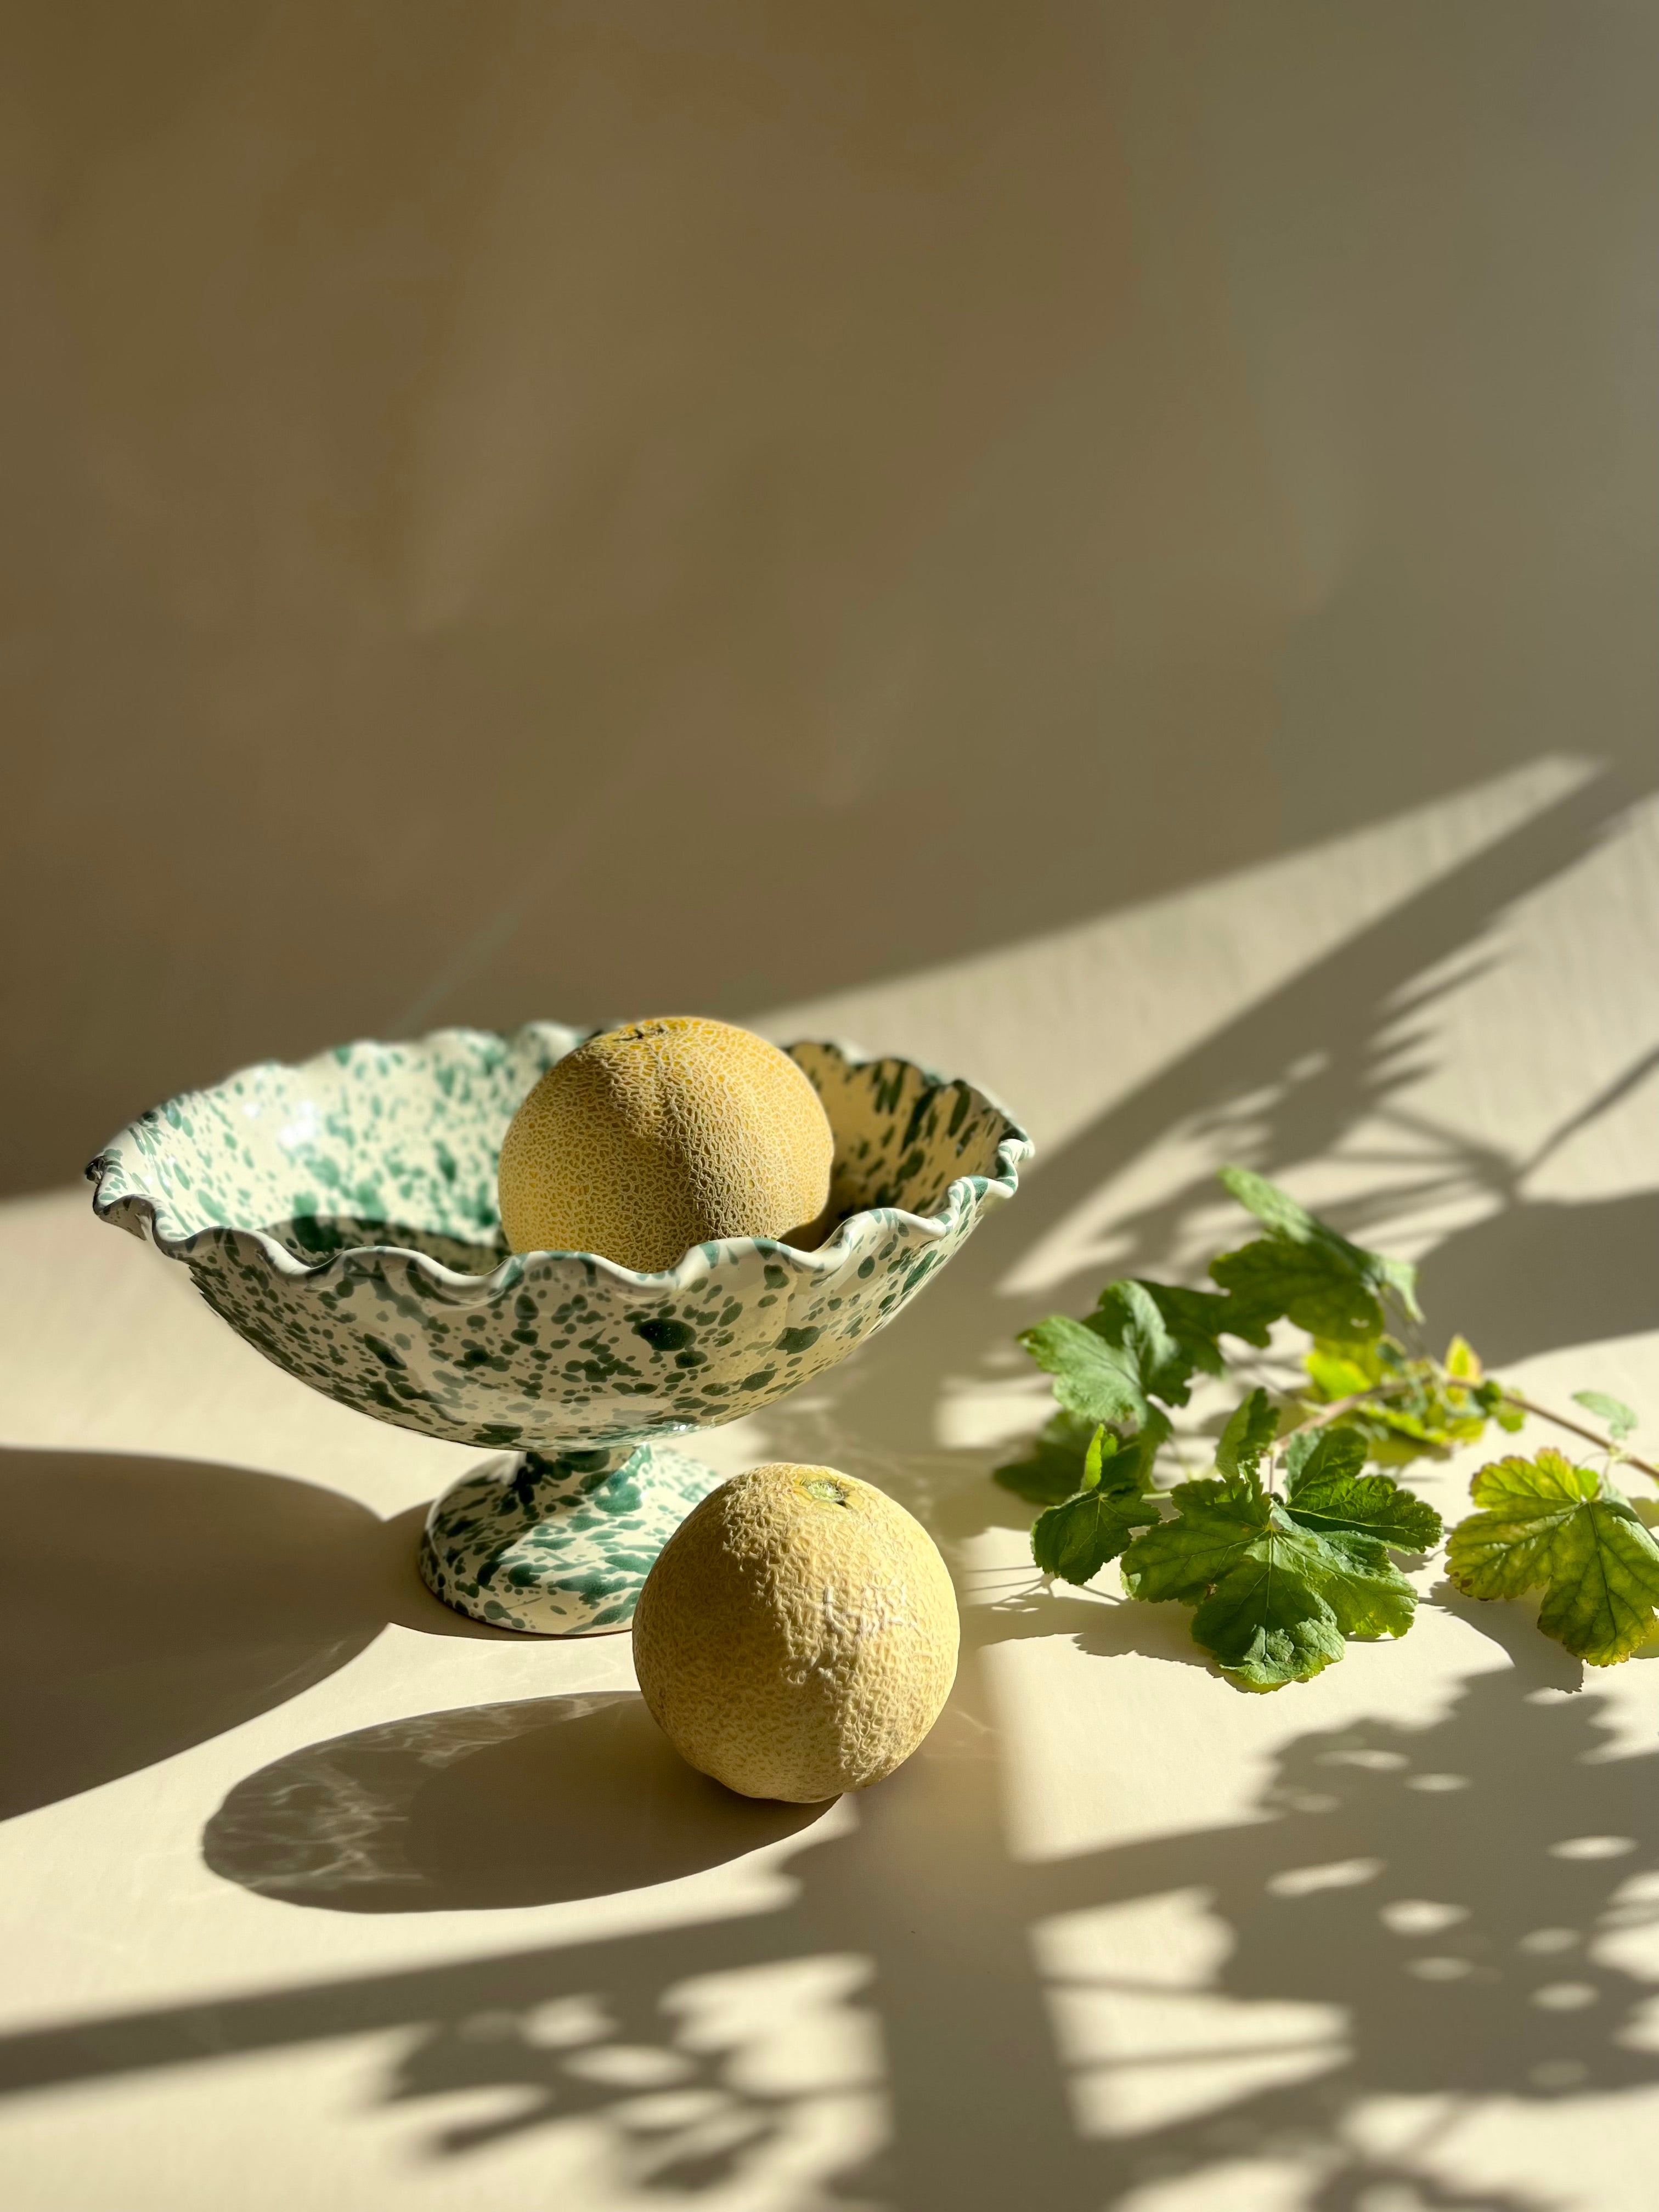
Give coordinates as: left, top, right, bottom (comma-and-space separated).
87, 1026, 1034, 1298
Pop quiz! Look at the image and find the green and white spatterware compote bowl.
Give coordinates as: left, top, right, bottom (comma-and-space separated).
89, 1024, 1030, 1636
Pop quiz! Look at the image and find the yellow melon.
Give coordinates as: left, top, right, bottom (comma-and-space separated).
498, 1016, 834, 1270
632, 1462, 960, 1801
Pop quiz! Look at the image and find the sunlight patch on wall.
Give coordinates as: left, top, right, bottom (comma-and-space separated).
998, 775, 1659, 1345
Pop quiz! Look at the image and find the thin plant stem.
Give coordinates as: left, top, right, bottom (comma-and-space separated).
1283, 1378, 1419, 1438
1504, 1392, 1659, 1484
1284, 1372, 1659, 1485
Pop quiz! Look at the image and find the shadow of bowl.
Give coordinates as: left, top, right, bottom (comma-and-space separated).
0, 1446, 424, 1822
203, 1692, 832, 1911
0, 1446, 598, 1825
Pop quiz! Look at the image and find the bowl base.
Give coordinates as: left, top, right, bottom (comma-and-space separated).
418, 1442, 724, 1635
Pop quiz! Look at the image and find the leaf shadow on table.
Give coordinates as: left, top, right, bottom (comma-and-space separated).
962, 1576, 1218, 1671
1014, 1647, 1659, 2212
2, 1627, 1654, 2209
0, 1447, 521, 1822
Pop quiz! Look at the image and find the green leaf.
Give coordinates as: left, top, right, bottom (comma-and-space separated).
1188, 1562, 1350, 1690
1089, 1279, 1228, 1408
1192, 1528, 1417, 1691
1107, 1413, 1170, 1487
1216, 1165, 1325, 1243
1030, 1423, 1163, 1587
1079, 1423, 1110, 1489
1572, 1389, 1638, 1445
1445, 1335, 1483, 1381
1017, 1314, 1150, 1429
1213, 1165, 1423, 1335
1374, 1255, 1424, 1324
1121, 1475, 1419, 1691
1282, 1424, 1366, 1489
1446, 1448, 1659, 1664
993, 1411, 1098, 1506
1138, 1282, 1242, 1364
1475, 1380, 1526, 1434
1220, 1165, 1424, 1321
1119, 1477, 1269, 1606
1032, 1483, 1161, 1587
1210, 1238, 1386, 1341
1282, 1425, 1443, 1551
1216, 1387, 1279, 1481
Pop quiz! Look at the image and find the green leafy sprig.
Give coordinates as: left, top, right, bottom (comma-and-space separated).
998, 1169, 1659, 1685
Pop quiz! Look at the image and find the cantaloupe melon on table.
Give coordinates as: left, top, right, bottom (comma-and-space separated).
633, 1462, 960, 1802
497, 1015, 833, 1271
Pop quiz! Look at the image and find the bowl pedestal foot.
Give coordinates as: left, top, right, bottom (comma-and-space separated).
418, 1441, 724, 1635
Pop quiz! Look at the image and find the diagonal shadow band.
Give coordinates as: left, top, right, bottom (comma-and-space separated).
1415, 1192, 1659, 1368
0, 1657, 1654, 2212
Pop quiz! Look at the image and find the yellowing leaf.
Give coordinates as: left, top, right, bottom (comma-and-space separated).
1446, 1449, 1659, 1665
1299, 1334, 1492, 1468
1305, 1345, 1377, 1401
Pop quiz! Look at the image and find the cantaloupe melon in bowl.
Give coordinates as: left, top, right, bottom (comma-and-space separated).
499, 1017, 836, 1268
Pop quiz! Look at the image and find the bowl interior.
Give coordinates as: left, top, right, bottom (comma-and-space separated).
125, 1025, 569, 1272
108, 1025, 1017, 1272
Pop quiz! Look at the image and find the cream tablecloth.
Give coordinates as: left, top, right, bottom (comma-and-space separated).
5, 760, 1659, 2211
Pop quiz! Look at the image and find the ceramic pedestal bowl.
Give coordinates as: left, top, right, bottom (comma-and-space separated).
89, 1023, 1030, 1634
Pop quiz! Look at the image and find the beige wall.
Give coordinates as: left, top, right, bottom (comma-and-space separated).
5, 1, 1656, 1195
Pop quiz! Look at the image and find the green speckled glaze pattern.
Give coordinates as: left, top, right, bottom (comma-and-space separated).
419, 1442, 725, 1634
89, 1022, 1030, 1634
88, 1024, 1030, 1452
